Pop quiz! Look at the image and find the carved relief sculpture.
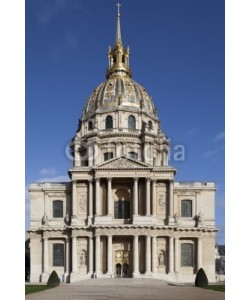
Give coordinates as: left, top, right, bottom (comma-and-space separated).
79, 194, 87, 214
158, 194, 166, 213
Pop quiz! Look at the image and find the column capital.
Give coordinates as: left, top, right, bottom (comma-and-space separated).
146, 177, 151, 182
88, 179, 93, 183
42, 236, 48, 241
133, 177, 139, 181
107, 177, 112, 182
95, 177, 100, 182
152, 179, 157, 183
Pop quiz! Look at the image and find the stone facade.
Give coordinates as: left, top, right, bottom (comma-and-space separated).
28, 7, 218, 284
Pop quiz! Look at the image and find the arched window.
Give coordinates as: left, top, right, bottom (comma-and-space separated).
104, 152, 113, 161
53, 243, 64, 266
181, 200, 192, 217
88, 120, 93, 130
128, 115, 136, 130
148, 120, 153, 130
181, 243, 193, 267
114, 200, 130, 219
128, 151, 138, 160
105, 115, 113, 129
53, 200, 63, 218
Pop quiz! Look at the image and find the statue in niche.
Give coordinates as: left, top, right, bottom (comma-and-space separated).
42, 213, 48, 226
79, 250, 87, 266
158, 252, 165, 266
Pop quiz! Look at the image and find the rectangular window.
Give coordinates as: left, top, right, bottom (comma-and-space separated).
181, 243, 193, 267
53, 200, 63, 218
181, 200, 192, 217
114, 201, 130, 219
53, 244, 64, 267
104, 152, 113, 161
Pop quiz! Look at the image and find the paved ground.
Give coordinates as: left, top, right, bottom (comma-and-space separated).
26, 278, 225, 300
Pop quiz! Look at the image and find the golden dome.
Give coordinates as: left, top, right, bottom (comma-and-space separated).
84, 77, 157, 117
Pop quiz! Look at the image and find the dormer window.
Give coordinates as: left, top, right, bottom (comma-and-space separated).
128, 115, 136, 130
88, 120, 93, 130
105, 115, 113, 129
128, 152, 138, 160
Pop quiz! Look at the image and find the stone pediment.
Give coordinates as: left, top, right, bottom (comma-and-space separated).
96, 156, 151, 170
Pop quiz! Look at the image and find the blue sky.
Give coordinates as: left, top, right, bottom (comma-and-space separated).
25, 0, 225, 243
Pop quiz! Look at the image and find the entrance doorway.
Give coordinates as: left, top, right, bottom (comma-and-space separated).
115, 263, 129, 278
115, 250, 130, 278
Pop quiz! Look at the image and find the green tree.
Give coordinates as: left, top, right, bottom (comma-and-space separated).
195, 268, 209, 287
47, 270, 60, 287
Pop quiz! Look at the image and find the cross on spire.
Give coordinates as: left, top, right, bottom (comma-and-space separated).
116, 2, 122, 42
116, 2, 121, 15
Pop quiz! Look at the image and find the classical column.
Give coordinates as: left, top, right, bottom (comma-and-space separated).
145, 235, 151, 274
107, 178, 112, 215
168, 236, 174, 273
93, 142, 97, 165
88, 236, 93, 274
174, 238, 180, 273
88, 180, 93, 221
122, 143, 127, 155
95, 178, 100, 216
143, 142, 148, 163
72, 236, 77, 273
133, 177, 138, 216
107, 235, 113, 275
149, 143, 153, 165
133, 235, 139, 276
43, 237, 49, 273
88, 142, 93, 167
162, 149, 167, 166
44, 192, 49, 217
95, 235, 101, 275
166, 148, 169, 166
169, 180, 174, 217
115, 142, 121, 157
72, 180, 77, 218
146, 178, 151, 216
197, 238, 202, 270
152, 180, 157, 216
152, 236, 157, 273
65, 238, 69, 276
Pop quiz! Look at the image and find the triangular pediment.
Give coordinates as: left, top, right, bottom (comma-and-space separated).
96, 156, 151, 169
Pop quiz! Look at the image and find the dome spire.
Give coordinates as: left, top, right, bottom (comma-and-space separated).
106, 3, 132, 79
116, 2, 122, 43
